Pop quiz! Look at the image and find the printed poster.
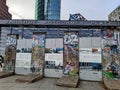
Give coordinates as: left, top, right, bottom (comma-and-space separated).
79, 48, 102, 81
15, 39, 32, 75
45, 39, 63, 78
45, 39, 63, 69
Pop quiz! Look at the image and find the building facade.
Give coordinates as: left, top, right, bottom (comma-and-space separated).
0, 0, 12, 20
35, 0, 61, 20
108, 5, 120, 21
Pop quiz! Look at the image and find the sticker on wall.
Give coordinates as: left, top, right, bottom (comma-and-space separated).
63, 32, 79, 75
3, 34, 17, 72
102, 29, 120, 79
31, 32, 45, 75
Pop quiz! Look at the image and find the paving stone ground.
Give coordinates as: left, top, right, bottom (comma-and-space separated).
0, 75, 106, 90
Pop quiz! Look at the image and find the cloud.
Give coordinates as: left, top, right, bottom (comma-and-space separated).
61, 0, 120, 20
7, 0, 120, 20
7, 0, 35, 19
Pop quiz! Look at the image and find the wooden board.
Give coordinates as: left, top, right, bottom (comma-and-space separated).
16, 74, 43, 83
103, 78, 120, 90
56, 75, 79, 88
0, 71, 14, 78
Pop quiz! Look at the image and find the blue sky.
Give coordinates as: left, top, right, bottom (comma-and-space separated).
61, 0, 120, 20
7, 0, 120, 20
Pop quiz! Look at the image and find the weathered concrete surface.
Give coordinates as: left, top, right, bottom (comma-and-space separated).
103, 78, 120, 90
56, 75, 79, 88
0, 75, 105, 90
16, 74, 43, 83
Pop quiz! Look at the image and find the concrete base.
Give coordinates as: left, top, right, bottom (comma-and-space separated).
56, 75, 79, 88
0, 71, 14, 78
16, 74, 43, 83
103, 78, 120, 90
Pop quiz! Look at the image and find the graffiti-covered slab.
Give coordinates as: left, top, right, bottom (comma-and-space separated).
3, 34, 17, 72
63, 32, 79, 75
31, 33, 45, 75
102, 29, 120, 79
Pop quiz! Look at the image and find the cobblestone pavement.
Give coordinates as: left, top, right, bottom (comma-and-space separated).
0, 75, 106, 90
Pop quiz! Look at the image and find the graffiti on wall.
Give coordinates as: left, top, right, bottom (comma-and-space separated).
63, 32, 79, 75
3, 34, 17, 72
31, 33, 45, 75
102, 29, 120, 79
